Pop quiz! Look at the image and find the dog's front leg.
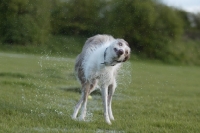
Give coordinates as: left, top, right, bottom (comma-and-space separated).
101, 86, 111, 125
108, 82, 116, 121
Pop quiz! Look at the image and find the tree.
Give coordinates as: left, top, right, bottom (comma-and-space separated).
51, 0, 105, 35
102, 0, 184, 59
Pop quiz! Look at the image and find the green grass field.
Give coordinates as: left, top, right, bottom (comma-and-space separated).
0, 52, 200, 133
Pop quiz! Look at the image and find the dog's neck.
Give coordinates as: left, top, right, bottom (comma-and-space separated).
101, 47, 122, 66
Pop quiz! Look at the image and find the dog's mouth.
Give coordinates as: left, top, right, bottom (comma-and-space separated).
101, 58, 122, 66
101, 47, 125, 66
113, 59, 122, 63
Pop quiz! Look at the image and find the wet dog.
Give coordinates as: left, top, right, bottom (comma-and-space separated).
72, 34, 131, 124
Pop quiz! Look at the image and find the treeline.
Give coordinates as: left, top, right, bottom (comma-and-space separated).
0, 0, 200, 64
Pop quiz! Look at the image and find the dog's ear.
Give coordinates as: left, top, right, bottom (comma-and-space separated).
117, 38, 129, 47
125, 42, 129, 47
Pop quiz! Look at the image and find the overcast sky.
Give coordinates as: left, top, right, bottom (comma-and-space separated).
161, 0, 200, 13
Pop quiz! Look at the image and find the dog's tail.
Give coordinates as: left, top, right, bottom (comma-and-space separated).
74, 54, 86, 85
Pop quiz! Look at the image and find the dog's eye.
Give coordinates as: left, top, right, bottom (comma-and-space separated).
118, 42, 122, 46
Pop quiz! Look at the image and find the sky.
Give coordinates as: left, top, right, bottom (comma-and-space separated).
161, 0, 200, 13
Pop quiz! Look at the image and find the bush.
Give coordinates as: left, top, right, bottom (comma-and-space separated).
167, 40, 200, 65
0, 0, 51, 45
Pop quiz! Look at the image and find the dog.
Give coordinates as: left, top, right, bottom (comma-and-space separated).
72, 34, 131, 124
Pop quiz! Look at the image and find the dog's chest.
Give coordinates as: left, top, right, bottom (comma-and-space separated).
90, 67, 115, 83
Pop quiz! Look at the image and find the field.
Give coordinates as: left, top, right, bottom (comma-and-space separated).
0, 52, 200, 133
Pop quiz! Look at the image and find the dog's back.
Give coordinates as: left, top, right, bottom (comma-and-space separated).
75, 34, 114, 83
82, 34, 114, 53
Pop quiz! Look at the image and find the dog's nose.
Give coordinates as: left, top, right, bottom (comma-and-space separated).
117, 49, 124, 56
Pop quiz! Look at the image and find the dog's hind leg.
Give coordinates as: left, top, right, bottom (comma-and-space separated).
79, 80, 97, 120
72, 91, 84, 120
101, 86, 112, 125
108, 81, 116, 121
79, 82, 90, 121
89, 79, 98, 94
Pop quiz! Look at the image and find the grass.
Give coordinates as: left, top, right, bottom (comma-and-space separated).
0, 52, 200, 133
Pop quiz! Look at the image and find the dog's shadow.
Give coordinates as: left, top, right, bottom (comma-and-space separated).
59, 86, 81, 93
59, 86, 101, 95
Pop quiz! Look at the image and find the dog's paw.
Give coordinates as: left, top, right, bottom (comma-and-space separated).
110, 116, 115, 121
79, 116, 86, 121
105, 117, 112, 125
71, 117, 77, 121
106, 119, 112, 125
109, 112, 115, 121
71, 116, 77, 120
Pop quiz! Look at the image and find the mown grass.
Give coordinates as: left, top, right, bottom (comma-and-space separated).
0, 52, 200, 133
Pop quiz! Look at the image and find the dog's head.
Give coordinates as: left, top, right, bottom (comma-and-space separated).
102, 39, 131, 66
107, 39, 131, 65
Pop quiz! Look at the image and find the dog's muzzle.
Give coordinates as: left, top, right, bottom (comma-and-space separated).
114, 48, 124, 57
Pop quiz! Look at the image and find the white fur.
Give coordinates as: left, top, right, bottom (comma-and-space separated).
72, 35, 130, 124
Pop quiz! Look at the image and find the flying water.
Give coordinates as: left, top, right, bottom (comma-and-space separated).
20, 53, 132, 123
116, 61, 132, 98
